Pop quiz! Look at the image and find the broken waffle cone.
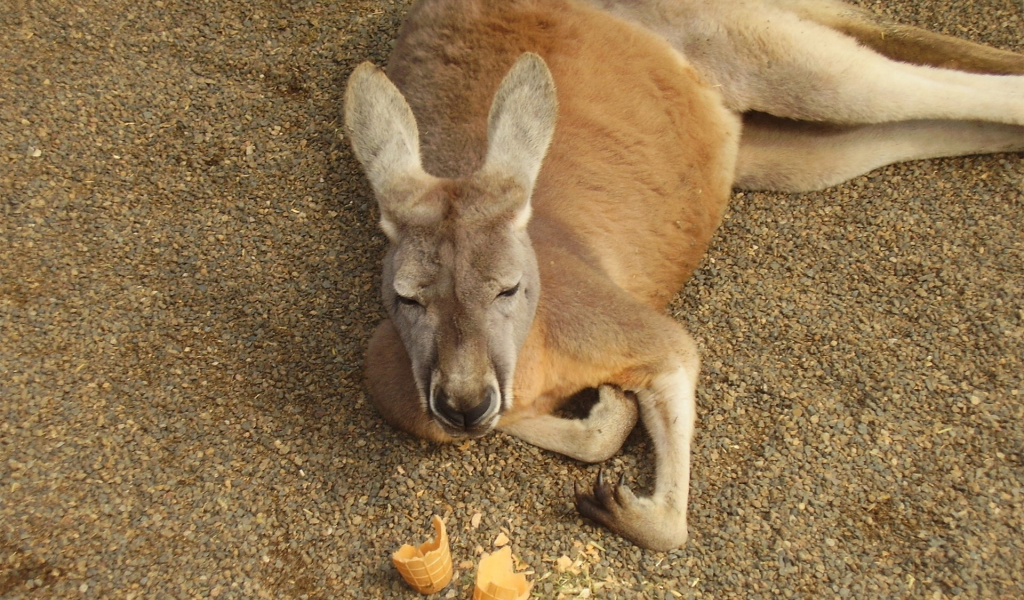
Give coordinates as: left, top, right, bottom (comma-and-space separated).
392, 515, 453, 594
472, 546, 532, 600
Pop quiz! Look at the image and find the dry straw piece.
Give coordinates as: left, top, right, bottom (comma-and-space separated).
472, 546, 532, 600
392, 515, 453, 594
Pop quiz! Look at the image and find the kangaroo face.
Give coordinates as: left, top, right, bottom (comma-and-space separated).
345, 54, 557, 437
382, 178, 541, 436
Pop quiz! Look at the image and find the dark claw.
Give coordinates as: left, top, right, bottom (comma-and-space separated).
593, 472, 615, 505
572, 468, 624, 535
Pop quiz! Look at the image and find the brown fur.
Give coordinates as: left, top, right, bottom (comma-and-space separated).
348, 0, 1024, 549
368, 0, 736, 422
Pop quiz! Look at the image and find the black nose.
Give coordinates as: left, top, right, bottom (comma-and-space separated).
433, 388, 496, 429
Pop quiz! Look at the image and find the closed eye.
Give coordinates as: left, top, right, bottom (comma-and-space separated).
397, 295, 423, 308
497, 283, 520, 299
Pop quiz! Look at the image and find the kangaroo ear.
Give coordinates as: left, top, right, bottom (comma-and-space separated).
480, 53, 558, 225
344, 62, 434, 240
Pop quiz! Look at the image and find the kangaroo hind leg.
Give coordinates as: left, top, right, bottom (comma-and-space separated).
732, 2, 1024, 190
736, 114, 1024, 192
575, 330, 699, 551
748, 15, 1024, 125
599, 0, 1024, 125
777, 0, 1024, 75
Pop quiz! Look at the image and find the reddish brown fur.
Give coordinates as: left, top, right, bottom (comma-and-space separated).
352, 0, 1024, 550
377, 0, 737, 427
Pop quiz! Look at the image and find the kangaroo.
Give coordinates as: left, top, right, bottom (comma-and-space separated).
344, 0, 1024, 550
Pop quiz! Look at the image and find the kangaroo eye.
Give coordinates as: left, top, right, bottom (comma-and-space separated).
397, 295, 423, 308
497, 283, 520, 299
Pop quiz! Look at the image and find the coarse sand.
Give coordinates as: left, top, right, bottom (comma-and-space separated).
1, 0, 1022, 598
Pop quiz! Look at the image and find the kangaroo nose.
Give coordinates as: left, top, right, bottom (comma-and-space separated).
433, 388, 496, 429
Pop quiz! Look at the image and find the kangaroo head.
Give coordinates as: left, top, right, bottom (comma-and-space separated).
345, 53, 558, 436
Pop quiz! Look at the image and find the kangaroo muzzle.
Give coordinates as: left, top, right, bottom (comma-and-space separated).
429, 380, 501, 434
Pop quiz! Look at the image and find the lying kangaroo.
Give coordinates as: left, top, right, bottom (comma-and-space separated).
344, 0, 1024, 550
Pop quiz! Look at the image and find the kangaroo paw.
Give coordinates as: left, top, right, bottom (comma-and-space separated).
574, 469, 688, 551
582, 385, 639, 460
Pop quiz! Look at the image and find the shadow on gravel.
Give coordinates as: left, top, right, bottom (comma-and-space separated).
0, 540, 58, 595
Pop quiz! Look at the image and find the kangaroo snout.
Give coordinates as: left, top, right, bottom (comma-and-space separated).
430, 384, 499, 432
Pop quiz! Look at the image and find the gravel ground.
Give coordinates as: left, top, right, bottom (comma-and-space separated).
1, 0, 1022, 598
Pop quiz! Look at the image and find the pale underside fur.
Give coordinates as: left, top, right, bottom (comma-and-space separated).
345, 0, 1024, 550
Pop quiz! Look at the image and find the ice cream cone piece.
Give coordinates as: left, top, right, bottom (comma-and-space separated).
393, 515, 453, 594
472, 546, 532, 600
